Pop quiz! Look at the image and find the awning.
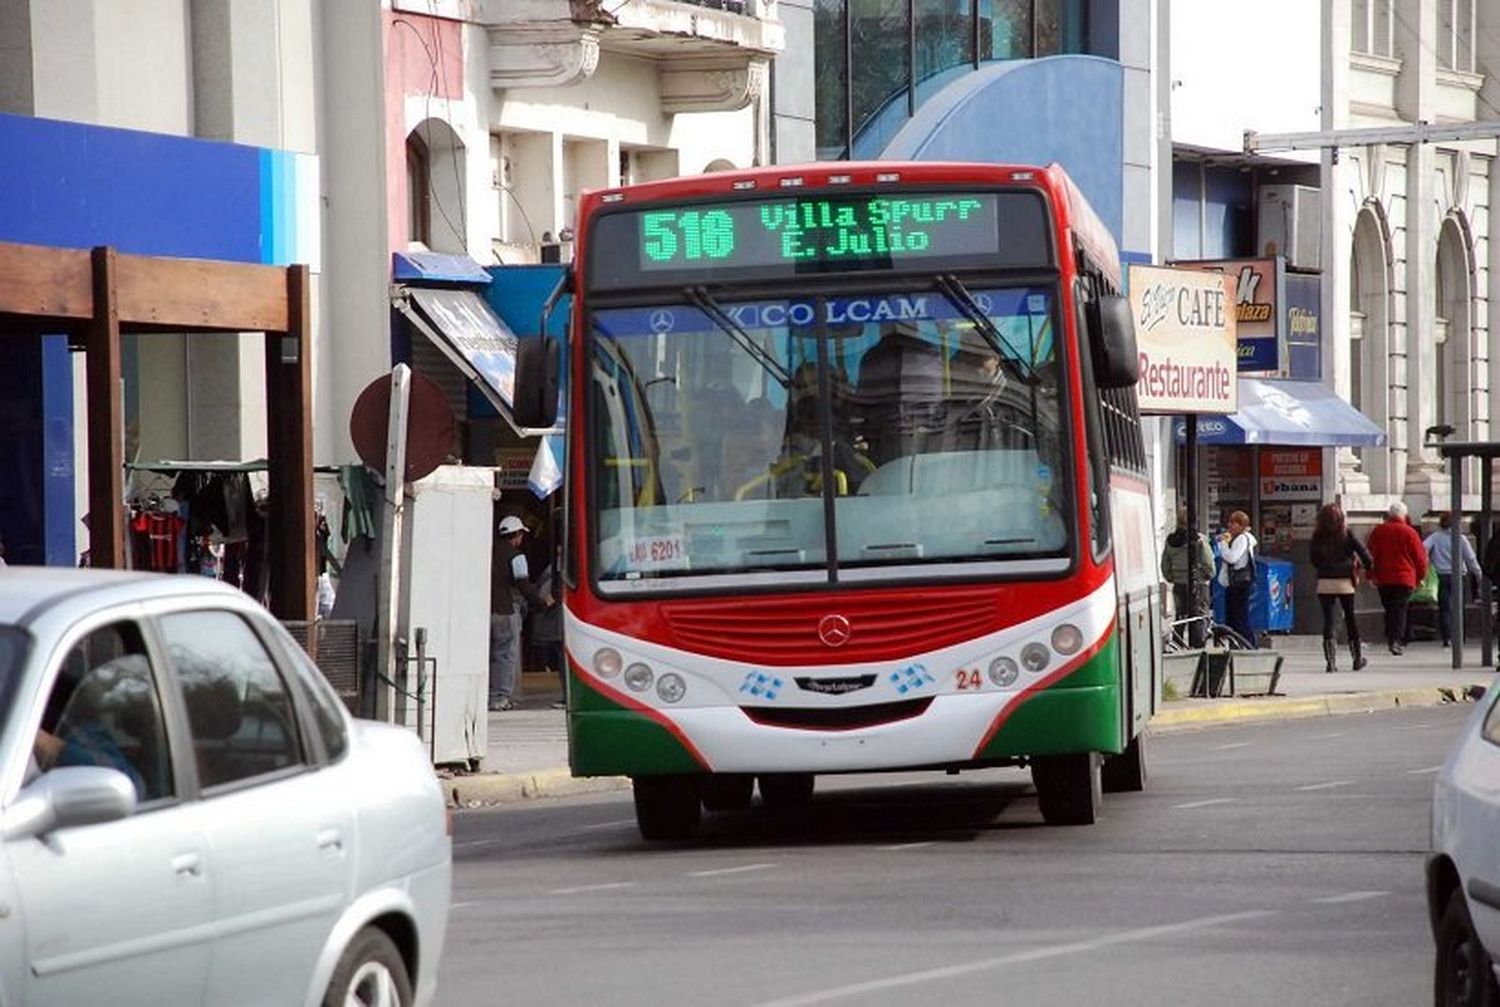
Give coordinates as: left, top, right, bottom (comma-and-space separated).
394, 286, 518, 423
1173, 377, 1387, 447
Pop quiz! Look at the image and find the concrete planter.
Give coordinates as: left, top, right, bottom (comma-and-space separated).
1229, 650, 1284, 696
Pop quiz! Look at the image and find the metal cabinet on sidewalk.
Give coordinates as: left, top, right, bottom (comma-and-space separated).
400, 465, 494, 767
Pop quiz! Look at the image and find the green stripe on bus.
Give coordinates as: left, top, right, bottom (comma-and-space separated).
568, 671, 703, 776
976, 632, 1125, 758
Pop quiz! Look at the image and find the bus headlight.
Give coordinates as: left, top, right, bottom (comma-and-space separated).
624, 662, 654, 692
988, 656, 1020, 688
1020, 643, 1051, 673
594, 648, 622, 678
1051, 624, 1083, 656
656, 673, 687, 704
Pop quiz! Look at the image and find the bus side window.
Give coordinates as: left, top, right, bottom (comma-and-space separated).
1074, 278, 1111, 557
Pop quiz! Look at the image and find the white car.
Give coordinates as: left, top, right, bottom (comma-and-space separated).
1429, 676, 1500, 1006
0, 569, 451, 1006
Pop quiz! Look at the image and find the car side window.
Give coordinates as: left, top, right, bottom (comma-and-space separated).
278, 629, 350, 762
158, 610, 305, 790
1483, 692, 1500, 746
32, 621, 173, 803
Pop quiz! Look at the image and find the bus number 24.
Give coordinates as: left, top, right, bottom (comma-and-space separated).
954, 668, 983, 690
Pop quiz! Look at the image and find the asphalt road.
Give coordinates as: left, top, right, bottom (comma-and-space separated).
440, 703, 1477, 1006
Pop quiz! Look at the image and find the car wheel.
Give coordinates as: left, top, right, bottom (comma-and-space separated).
758, 773, 815, 808
1032, 752, 1102, 826
1436, 891, 1500, 1007
324, 926, 412, 1007
633, 775, 701, 840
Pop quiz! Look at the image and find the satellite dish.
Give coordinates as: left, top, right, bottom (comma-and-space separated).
349, 369, 456, 483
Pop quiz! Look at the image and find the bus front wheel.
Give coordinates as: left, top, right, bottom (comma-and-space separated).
1101, 734, 1147, 794
758, 773, 815, 808
1032, 753, 1102, 826
699, 773, 755, 811
633, 776, 701, 840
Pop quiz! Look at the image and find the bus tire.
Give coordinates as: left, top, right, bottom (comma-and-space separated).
633, 775, 701, 840
758, 773, 815, 808
699, 773, 755, 811
1101, 734, 1147, 794
1032, 752, 1102, 826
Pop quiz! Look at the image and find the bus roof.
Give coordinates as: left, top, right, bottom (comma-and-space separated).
578, 161, 1122, 289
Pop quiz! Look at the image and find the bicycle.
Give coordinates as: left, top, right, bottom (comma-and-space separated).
1164, 613, 1256, 653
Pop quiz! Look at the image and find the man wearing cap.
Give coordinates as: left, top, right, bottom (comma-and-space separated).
491, 515, 549, 711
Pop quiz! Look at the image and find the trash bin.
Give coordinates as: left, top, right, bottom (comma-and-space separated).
1211, 556, 1294, 636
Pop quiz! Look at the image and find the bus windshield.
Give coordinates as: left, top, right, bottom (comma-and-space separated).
586, 285, 1071, 593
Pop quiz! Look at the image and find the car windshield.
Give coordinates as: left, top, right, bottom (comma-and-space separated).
586, 284, 1071, 594
0, 625, 30, 731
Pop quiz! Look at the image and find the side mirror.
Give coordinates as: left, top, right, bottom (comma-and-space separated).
1089, 294, 1140, 389
3, 767, 137, 841
512, 334, 560, 430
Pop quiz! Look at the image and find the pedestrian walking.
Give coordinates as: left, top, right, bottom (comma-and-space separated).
1216, 510, 1258, 647
490, 515, 550, 712
1161, 506, 1215, 627
1308, 502, 1372, 672
1365, 500, 1428, 655
1423, 512, 1483, 648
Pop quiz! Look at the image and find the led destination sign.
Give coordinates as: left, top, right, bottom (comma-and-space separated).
640, 195, 998, 270
586, 188, 1051, 290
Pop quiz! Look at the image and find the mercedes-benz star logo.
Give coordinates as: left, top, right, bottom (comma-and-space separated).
649, 309, 675, 334
817, 614, 852, 648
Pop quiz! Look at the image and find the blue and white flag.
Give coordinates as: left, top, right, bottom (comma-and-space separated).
528, 435, 564, 498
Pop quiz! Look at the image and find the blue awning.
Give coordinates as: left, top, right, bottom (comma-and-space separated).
392, 250, 492, 285
1173, 378, 1387, 447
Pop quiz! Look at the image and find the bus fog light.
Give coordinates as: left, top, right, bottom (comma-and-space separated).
1051, 624, 1083, 656
657, 673, 686, 703
988, 656, 1020, 688
594, 648, 623, 678
1020, 643, 1050, 673
624, 663, 654, 692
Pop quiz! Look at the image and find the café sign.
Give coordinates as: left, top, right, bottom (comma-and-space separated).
1129, 264, 1238, 415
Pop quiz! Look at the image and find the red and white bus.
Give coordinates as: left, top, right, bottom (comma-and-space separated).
514, 161, 1159, 839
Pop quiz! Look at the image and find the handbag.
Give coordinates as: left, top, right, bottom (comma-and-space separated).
1410, 564, 1439, 604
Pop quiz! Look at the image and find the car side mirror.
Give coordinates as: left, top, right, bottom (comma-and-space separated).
2, 767, 137, 841
1089, 294, 1140, 389
512, 334, 560, 430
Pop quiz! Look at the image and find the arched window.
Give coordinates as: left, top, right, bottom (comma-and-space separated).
1435, 217, 1473, 450
1350, 206, 1390, 491
406, 134, 431, 247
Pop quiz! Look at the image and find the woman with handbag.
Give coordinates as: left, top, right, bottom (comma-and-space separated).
1217, 510, 1258, 646
1308, 502, 1373, 672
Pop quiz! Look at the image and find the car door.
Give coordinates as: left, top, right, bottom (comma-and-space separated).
1459, 692, 1500, 953
155, 607, 354, 1007
8, 616, 214, 1006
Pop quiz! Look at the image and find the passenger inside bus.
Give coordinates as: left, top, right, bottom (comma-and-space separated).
852, 321, 947, 468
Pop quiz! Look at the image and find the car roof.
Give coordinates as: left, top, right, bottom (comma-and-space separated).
0, 568, 250, 627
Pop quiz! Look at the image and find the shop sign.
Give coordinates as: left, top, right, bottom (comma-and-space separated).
1179, 258, 1281, 374
1284, 273, 1321, 380
1128, 265, 1238, 415
1258, 447, 1322, 500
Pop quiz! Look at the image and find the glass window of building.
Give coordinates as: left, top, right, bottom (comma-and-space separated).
850, 0, 912, 153
814, 0, 850, 159
916, 0, 975, 102
1437, 0, 1474, 71
979, 0, 1033, 60
1352, 0, 1394, 57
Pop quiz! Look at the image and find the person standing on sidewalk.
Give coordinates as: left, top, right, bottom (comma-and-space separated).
1217, 510, 1258, 647
1423, 512, 1483, 648
1308, 502, 1372, 672
1161, 506, 1215, 627
490, 515, 551, 712
1366, 501, 1428, 656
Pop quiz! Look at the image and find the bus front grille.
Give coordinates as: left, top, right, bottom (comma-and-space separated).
741, 698, 932, 731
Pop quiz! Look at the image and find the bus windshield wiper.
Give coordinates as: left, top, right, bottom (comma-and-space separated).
935, 274, 1038, 387
684, 285, 790, 389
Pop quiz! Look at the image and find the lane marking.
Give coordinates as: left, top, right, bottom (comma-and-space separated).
1214, 742, 1252, 750
1407, 766, 1443, 775
451, 900, 482, 910
1173, 798, 1237, 809
1312, 891, 1389, 905
1295, 780, 1353, 792
1392, 723, 1434, 731
549, 882, 636, 895
688, 863, 775, 878
752, 910, 1277, 1006
453, 838, 505, 850
1308, 732, 1346, 740
879, 841, 937, 852
580, 819, 636, 831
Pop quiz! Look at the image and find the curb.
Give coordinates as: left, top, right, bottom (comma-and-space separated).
1150, 684, 1487, 733
443, 769, 629, 809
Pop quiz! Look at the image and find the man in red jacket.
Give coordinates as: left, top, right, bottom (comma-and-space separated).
1366, 501, 1428, 655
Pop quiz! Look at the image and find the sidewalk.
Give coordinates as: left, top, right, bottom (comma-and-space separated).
440, 640, 1497, 808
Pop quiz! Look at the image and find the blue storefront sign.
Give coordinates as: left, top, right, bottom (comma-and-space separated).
1284, 273, 1321, 381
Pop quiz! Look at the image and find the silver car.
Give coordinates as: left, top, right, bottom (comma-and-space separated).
1429, 676, 1500, 1005
0, 569, 451, 1006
